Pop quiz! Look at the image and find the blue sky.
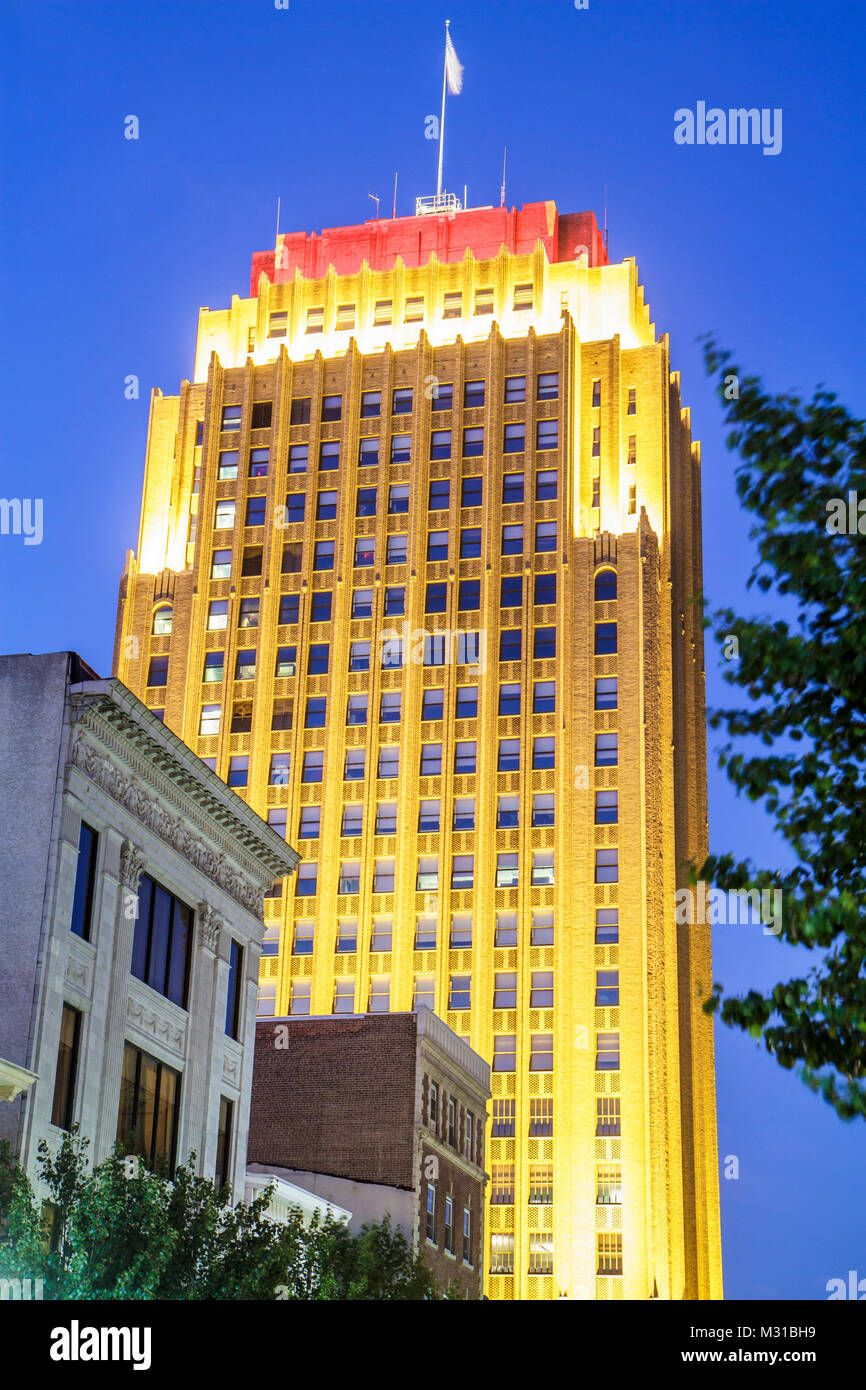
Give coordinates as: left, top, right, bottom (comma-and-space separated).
1, 0, 863, 1299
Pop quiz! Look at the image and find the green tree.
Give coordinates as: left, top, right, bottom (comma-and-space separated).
0, 1132, 453, 1299
699, 339, 866, 1119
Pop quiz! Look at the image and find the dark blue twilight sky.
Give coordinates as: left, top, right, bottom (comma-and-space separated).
1, 0, 863, 1299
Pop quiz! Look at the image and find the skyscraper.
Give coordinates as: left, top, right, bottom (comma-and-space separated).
114, 197, 722, 1300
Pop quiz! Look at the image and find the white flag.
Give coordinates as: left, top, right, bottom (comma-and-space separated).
445, 30, 463, 95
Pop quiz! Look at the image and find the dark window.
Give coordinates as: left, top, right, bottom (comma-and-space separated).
308, 643, 329, 674
535, 521, 557, 552
357, 487, 377, 517
289, 444, 308, 473
285, 493, 305, 524
536, 469, 558, 501
290, 397, 311, 424
462, 427, 484, 457
456, 686, 478, 719
459, 579, 480, 611
432, 383, 453, 411
131, 875, 192, 1008
314, 541, 334, 570
460, 528, 481, 559
216, 1097, 234, 1190
595, 569, 618, 601
464, 380, 485, 409
499, 683, 520, 716
51, 1004, 81, 1130
429, 478, 450, 510
426, 582, 448, 614
310, 591, 332, 623
317, 489, 337, 521
502, 472, 524, 505
430, 431, 451, 460
305, 696, 327, 728
499, 629, 522, 662
384, 585, 405, 616
595, 622, 617, 654
427, 531, 448, 562
422, 689, 444, 721
321, 395, 342, 421
360, 391, 381, 418
319, 441, 340, 471
534, 627, 556, 660
535, 573, 556, 606
245, 496, 266, 527
251, 401, 272, 429
225, 941, 243, 1038
70, 822, 98, 940
501, 576, 522, 608
503, 423, 525, 454
461, 476, 482, 508
147, 656, 168, 688
117, 1042, 181, 1175
537, 372, 559, 400
241, 546, 263, 577
230, 702, 252, 733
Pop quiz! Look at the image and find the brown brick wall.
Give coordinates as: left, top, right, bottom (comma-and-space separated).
249, 1014, 418, 1187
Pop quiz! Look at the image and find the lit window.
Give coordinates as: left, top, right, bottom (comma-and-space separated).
528, 1232, 554, 1275
529, 1165, 554, 1204
491, 1165, 515, 1204
596, 1097, 621, 1135
597, 1168, 622, 1205
199, 704, 221, 736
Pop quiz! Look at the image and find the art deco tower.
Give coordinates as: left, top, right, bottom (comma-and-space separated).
114, 197, 723, 1300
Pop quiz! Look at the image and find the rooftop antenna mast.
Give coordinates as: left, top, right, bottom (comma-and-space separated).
368, 192, 380, 220
500, 145, 507, 207
275, 196, 281, 245
392, 173, 398, 220
603, 183, 609, 254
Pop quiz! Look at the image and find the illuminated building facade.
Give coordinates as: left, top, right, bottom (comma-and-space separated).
114, 198, 722, 1300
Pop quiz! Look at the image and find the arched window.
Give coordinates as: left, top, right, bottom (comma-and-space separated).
152, 605, 173, 635
594, 569, 617, 602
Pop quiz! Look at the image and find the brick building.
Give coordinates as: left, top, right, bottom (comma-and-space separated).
248, 1008, 490, 1297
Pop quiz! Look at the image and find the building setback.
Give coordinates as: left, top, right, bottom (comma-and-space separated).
114, 198, 723, 1300
248, 1008, 490, 1299
0, 651, 299, 1202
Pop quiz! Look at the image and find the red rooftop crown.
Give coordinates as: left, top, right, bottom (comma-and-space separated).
250, 200, 607, 294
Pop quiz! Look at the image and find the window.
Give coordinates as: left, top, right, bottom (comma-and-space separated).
490, 1233, 515, 1275
218, 450, 238, 481
597, 1234, 623, 1276
269, 753, 291, 785
313, 540, 334, 571
308, 643, 329, 674
536, 471, 558, 504
456, 686, 478, 719
497, 683, 519, 717
344, 749, 366, 782
494, 739, 523, 780
361, 390, 381, 418
405, 296, 425, 323
595, 569, 618, 601
496, 852, 519, 888
460, 475, 482, 509
380, 690, 402, 724
443, 1194, 455, 1254
295, 864, 319, 899
531, 910, 554, 946
501, 575, 522, 608
245, 495, 266, 527
375, 801, 397, 835
491, 1165, 515, 1205
224, 941, 244, 1040
388, 434, 411, 467
298, 807, 321, 839
347, 694, 368, 726
131, 875, 192, 1008
529, 1233, 554, 1275
377, 746, 399, 779
529, 1165, 554, 1204
356, 487, 377, 519
499, 629, 522, 663
596, 970, 620, 1007
51, 1004, 81, 1129
443, 291, 462, 319
267, 809, 288, 838
493, 972, 517, 1009
369, 977, 391, 1012
595, 848, 619, 883
290, 980, 311, 1016
392, 386, 413, 415
503, 422, 525, 454
349, 640, 370, 672
595, 676, 618, 710
450, 913, 473, 947
70, 822, 98, 940
292, 921, 314, 957
431, 381, 453, 411
513, 282, 533, 310
532, 852, 555, 886
302, 751, 324, 783
532, 522, 556, 556
199, 704, 221, 736
532, 793, 555, 827
451, 853, 474, 888
321, 395, 342, 422
597, 1167, 622, 1206
530, 972, 554, 1008
537, 372, 559, 400
267, 311, 288, 340
289, 397, 311, 427
495, 795, 518, 829
389, 484, 409, 514
502, 471, 524, 505
529, 1098, 553, 1136
415, 916, 437, 950
417, 856, 439, 890
387, 534, 408, 564
531, 681, 555, 716
316, 489, 337, 520
319, 441, 340, 471
308, 591, 332, 625
230, 701, 252, 733
492, 1099, 515, 1138
221, 403, 242, 431
449, 975, 471, 1010
596, 908, 619, 944
152, 603, 173, 636
426, 1184, 437, 1242
214, 499, 236, 530
414, 976, 435, 1012
412, 796, 441, 836
504, 375, 526, 403
335, 303, 355, 331
534, 627, 556, 660
358, 437, 379, 468
384, 586, 405, 619
227, 755, 248, 788
211, 549, 231, 580
373, 858, 395, 893
501, 524, 524, 557
536, 420, 558, 451
627, 386, 636, 415
464, 379, 485, 410
462, 427, 484, 457
460, 527, 481, 559
458, 579, 480, 612
336, 919, 358, 952
595, 789, 618, 824
207, 600, 228, 631
373, 299, 393, 326
234, 649, 256, 681
596, 731, 617, 768
241, 546, 263, 577
427, 530, 448, 561
596, 1096, 621, 1136
462, 1205, 473, 1263
592, 426, 601, 458
428, 479, 451, 514
351, 588, 373, 619
453, 797, 475, 830
492, 1035, 516, 1073
426, 581, 447, 614
274, 648, 296, 679
341, 805, 363, 837
333, 980, 356, 1014
289, 444, 309, 473
533, 736, 555, 769
117, 1043, 180, 1174
284, 492, 305, 526
596, 1032, 620, 1070
628, 485, 636, 514
250, 401, 272, 430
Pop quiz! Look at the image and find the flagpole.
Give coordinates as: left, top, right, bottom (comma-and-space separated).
436, 19, 449, 197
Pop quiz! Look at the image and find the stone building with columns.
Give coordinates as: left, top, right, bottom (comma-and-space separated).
0, 651, 299, 1202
